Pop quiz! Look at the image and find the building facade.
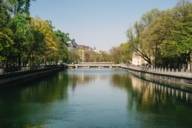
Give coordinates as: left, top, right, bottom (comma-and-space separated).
131, 52, 147, 66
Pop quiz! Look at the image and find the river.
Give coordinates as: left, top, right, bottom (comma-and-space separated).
0, 68, 192, 128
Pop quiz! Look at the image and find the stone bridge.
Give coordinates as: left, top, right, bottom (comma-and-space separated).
67, 62, 122, 68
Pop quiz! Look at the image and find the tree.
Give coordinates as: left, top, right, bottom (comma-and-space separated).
4, 0, 35, 15
9, 13, 33, 68
0, 2, 13, 63
0, 0, 72, 72
0, 31, 13, 62
30, 18, 60, 64
68, 49, 80, 63
55, 30, 71, 46
55, 30, 71, 62
126, 1, 192, 68
127, 9, 161, 65
110, 43, 132, 64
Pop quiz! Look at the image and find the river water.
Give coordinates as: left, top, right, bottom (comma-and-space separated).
0, 69, 192, 128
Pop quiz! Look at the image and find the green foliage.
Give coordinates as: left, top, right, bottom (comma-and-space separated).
55, 30, 71, 46
55, 30, 71, 62
30, 18, 72, 64
10, 13, 33, 45
0, 3, 10, 28
0, 31, 13, 61
0, 0, 72, 71
126, 1, 192, 68
110, 43, 132, 64
8, 13, 34, 67
68, 48, 112, 63
68, 49, 81, 63
5, 0, 35, 15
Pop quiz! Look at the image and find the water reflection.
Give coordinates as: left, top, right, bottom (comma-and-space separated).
0, 69, 192, 128
0, 69, 103, 128
67, 69, 96, 91
0, 72, 69, 128
111, 71, 192, 128
67, 69, 113, 91
112, 73, 192, 108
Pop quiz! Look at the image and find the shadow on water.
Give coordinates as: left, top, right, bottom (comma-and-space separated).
111, 71, 192, 128
0, 71, 69, 128
0, 69, 97, 128
0, 69, 192, 128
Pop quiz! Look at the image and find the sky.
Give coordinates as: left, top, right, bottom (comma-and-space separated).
30, 0, 178, 51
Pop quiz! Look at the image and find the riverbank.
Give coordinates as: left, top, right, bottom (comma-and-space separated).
120, 65, 192, 92
0, 65, 67, 87
2, 63, 192, 91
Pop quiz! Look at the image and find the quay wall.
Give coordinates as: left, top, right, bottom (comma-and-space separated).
0, 65, 67, 87
120, 65, 192, 92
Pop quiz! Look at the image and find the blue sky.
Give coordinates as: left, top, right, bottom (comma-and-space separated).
31, 0, 177, 50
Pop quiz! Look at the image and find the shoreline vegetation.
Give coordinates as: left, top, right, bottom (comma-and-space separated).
0, 0, 71, 73
112, 0, 192, 70
0, 0, 192, 73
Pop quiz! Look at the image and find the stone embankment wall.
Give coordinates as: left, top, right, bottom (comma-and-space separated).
0, 65, 67, 87
120, 65, 192, 92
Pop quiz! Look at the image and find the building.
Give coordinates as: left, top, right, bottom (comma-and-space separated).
67, 40, 95, 63
131, 52, 147, 66
77, 44, 94, 62
67, 39, 78, 51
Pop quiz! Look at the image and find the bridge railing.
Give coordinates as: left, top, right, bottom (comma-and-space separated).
79, 62, 114, 64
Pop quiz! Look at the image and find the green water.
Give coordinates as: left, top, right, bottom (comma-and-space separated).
0, 69, 192, 128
